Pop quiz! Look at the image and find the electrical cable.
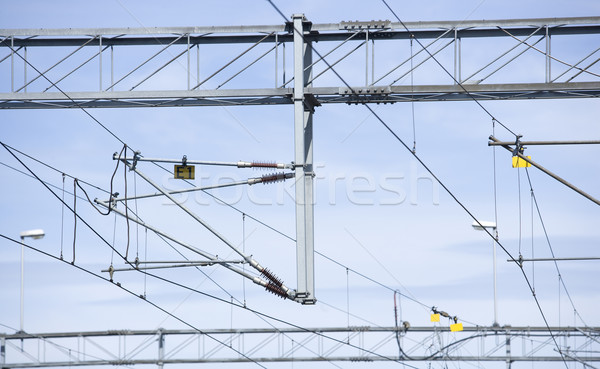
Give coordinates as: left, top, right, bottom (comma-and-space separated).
1, 143, 110, 195
524, 167, 590, 328
376, 3, 570, 367
2, 231, 420, 368
0, 234, 268, 369
3, 20, 485, 346
0, 322, 137, 369
518, 163, 523, 257
265, 2, 570, 366
1, 43, 128, 147
1, 143, 432, 326
378, 0, 518, 138
5, 146, 579, 365
0, 146, 418, 367
60, 173, 65, 260
4, 146, 437, 323
72, 178, 77, 264
3, 25, 494, 367
1, 145, 348, 368
410, 36, 416, 154
0, 143, 269, 368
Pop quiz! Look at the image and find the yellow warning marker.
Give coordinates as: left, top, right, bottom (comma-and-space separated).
430, 313, 440, 322
512, 156, 532, 168
450, 322, 463, 332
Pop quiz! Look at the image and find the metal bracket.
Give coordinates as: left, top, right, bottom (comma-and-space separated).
512, 135, 523, 156
303, 93, 321, 112
130, 151, 141, 171
339, 20, 391, 30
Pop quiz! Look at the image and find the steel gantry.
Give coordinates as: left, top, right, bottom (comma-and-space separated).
1, 17, 599, 110
2, 15, 600, 368
1, 326, 599, 367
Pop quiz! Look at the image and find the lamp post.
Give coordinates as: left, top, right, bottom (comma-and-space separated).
472, 221, 499, 327
19, 229, 44, 333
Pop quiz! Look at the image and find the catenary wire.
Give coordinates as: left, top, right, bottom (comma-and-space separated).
524, 167, 590, 328
375, 2, 570, 366
0, 322, 137, 369
0, 143, 438, 321
0, 234, 268, 369
0, 142, 268, 368
5, 17, 482, 344
1, 145, 364, 369
2, 43, 128, 147
265, 1, 569, 366
378, 0, 518, 138
1, 233, 421, 368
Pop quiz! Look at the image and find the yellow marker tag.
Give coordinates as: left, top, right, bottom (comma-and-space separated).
450, 323, 463, 332
174, 165, 195, 179
512, 156, 532, 168
430, 313, 440, 322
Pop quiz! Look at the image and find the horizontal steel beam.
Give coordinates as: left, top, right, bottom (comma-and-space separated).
5, 355, 600, 368
3, 325, 598, 339
3, 25, 599, 47
0, 82, 598, 109
489, 140, 600, 146
1, 16, 598, 40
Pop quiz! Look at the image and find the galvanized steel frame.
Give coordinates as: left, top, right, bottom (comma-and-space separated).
1, 326, 599, 367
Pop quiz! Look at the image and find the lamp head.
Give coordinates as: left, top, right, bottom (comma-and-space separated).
20, 229, 45, 240
471, 221, 496, 231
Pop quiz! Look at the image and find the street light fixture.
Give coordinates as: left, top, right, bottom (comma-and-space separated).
471, 221, 499, 327
19, 229, 44, 333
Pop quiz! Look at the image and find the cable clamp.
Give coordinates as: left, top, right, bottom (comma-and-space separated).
512, 135, 524, 157
182, 155, 187, 166
130, 151, 141, 171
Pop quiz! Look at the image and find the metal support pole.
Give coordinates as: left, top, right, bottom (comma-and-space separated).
546, 25, 551, 83
110, 45, 114, 92
492, 234, 498, 326
187, 34, 191, 90
23, 47, 27, 93
371, 38, 375, 85
365, 31, 369, 86
489, 136, 600, 206
506, 336, 512, 369
293, 14, 316, 304
20, 236, 24, 333
99, 36, 102, 91
275, 33, 278, 87
157, 329, 164, 369
458, 36, 462, 83
454, 29, 457, 84
11, 36, 14, 92
1, 337, 5, 366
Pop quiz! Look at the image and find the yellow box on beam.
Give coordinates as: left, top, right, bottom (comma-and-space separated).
512, 156, 532, 168
430, 313, 440, 322
450, 323, 463, 332
174, 165, 195, 179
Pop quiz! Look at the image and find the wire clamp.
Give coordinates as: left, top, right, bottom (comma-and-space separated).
130, 151, 141, 171
512, 135, 524, 157
182, 155, 187, 166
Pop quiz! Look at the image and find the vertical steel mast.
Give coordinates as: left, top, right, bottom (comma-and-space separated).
292, 14, 316, 304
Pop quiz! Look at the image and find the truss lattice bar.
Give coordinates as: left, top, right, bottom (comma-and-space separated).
0, 82, 598, 109
2, 326, 598, 367
1, 17, 599, 109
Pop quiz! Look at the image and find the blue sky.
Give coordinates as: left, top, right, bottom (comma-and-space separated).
1, 1, 599, 368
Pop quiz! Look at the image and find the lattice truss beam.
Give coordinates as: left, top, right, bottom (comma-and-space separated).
1, 17, 599, 109
1, 326, 599, 367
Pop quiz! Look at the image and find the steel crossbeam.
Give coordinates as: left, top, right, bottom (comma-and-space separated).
2, 326, 599, 367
